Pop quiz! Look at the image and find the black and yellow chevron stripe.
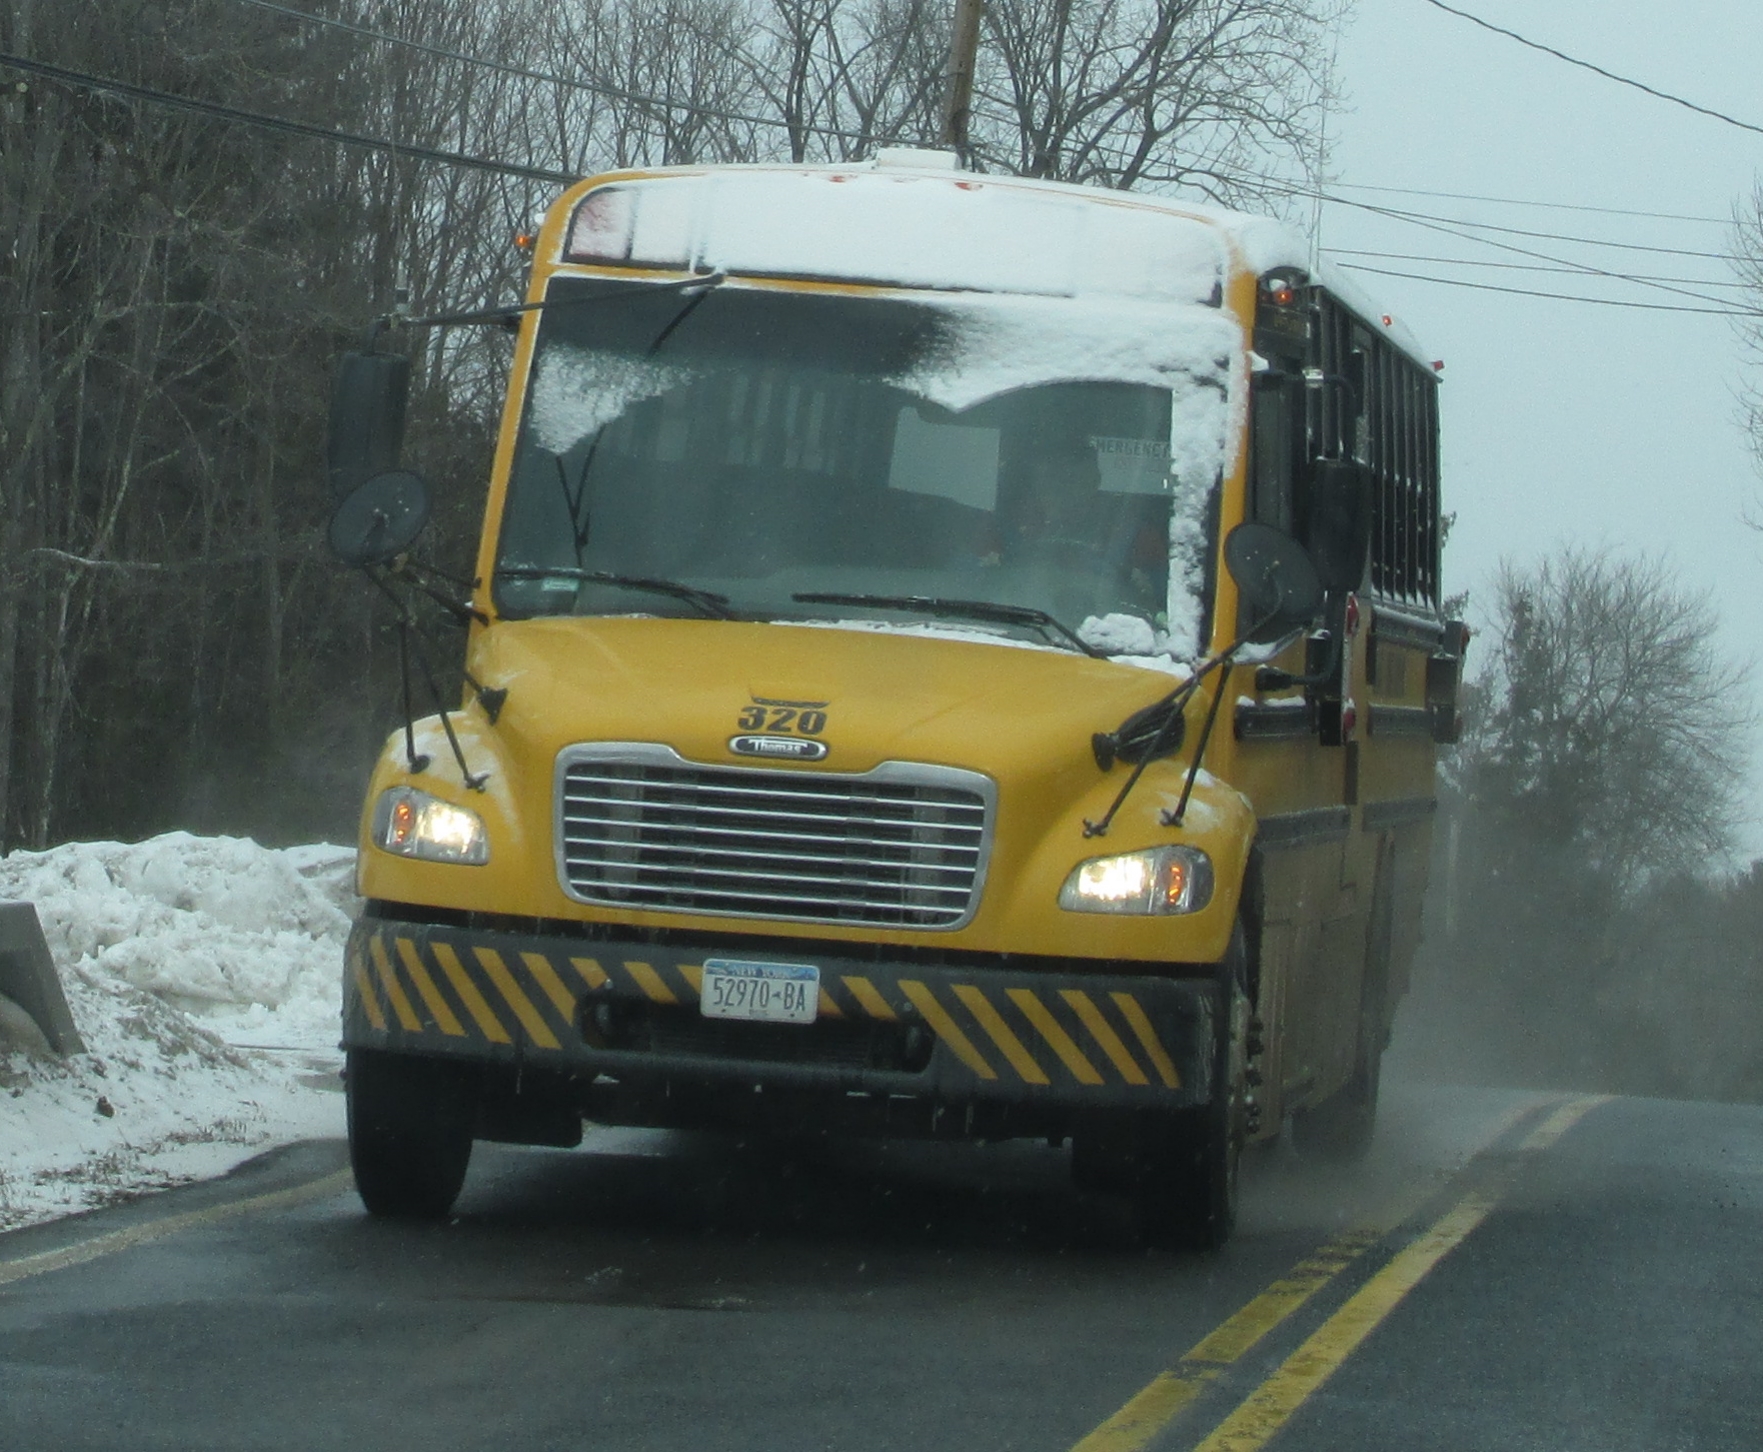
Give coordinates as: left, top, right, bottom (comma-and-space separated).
345, 920, 1208, 1102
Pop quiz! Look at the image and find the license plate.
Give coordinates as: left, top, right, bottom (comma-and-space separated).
699, 959, 820, 1024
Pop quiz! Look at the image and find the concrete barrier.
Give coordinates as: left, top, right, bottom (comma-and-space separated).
0, 902, 84, 1056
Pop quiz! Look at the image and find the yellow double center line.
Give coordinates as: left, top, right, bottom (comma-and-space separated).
1072, 1094, 1609, 1452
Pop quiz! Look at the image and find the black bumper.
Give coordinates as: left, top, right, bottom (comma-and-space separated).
344, 916, 1221, 1110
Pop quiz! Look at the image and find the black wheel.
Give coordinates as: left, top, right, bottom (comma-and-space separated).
346, 1048, 478, 1219
1147, 968, 1246, 1250
1287, 1013, 1381, 1163
1074, 924, 1248, 1250
1290, 862, 1393, 1165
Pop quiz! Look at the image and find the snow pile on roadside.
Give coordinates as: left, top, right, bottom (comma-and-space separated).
0, 834, 354, 1231
0, 833, 356, 1051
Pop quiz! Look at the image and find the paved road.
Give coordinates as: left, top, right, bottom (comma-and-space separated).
2, 1085, 1759, 1451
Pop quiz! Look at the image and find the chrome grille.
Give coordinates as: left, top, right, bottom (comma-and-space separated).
556, 746, 993, 929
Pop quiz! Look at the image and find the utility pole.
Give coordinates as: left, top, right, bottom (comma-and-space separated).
939, 0, 984, 161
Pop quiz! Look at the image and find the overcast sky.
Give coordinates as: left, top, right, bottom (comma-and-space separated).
1318, 0, 1763, 848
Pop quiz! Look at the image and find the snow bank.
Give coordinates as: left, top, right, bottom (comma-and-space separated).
0, 834, 354, 1231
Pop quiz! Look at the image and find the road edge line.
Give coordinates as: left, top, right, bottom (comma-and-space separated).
0, 1168, 353, 1288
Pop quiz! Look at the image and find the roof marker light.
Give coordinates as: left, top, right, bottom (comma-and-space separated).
1259, 267, 1307, 307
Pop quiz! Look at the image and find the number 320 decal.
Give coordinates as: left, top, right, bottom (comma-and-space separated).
736, 703, 829, 735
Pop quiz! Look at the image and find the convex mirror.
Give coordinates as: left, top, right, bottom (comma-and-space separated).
1224, 522, 1324, 644
328, 470, 433, 567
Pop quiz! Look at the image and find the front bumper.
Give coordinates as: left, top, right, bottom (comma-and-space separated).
344, 915, 1220, 1110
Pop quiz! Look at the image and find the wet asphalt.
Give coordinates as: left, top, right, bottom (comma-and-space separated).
1, 1085, 1759, 1452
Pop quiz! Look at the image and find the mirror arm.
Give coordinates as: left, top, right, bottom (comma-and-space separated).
1255, 629, 1339, 692
406, 633, 490, 793
1304, 367, 1360, 420
1083, 596, 1290, 839
1083, 670, 1208, 839
367, 567, 490, 791
395, 618, 428, 775
1161, 656, 1236, 828
395, 597, 506, 723
398, 564, 487, 627
357, 316, 398, 353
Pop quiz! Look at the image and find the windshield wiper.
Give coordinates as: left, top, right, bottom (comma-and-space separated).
395, 271, 728, 331
791, 593, 1102, 657
497, 566, 734, 620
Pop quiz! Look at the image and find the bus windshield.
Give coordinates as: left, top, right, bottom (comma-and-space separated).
495, 276, 1234, 658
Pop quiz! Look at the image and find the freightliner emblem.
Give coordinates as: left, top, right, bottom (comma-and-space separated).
729, 734, 829, 761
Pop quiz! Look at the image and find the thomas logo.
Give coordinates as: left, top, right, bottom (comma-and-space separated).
729, 734, 828, 762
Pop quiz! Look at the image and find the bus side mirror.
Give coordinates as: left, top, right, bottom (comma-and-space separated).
1225, 522, 1324, 644
1306, 458, 1373, 594
327, 350, 410, 500
328, 469, 433, 567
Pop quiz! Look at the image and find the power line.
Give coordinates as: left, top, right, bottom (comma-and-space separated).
235, 0, 868, 145
0, 50, 575, 184
1418, 0, 1763, 137
6, 46, 1759, 326
1233, 168, 1740, 259
1324, 248, 1752, 291
1332, 194, 1740, 311
244, 0, 1748, 235
1281, 184, 1745, 261
1337, 262, 1762, 317
1323, 180, 1728, 227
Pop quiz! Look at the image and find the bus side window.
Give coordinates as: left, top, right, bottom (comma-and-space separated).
1250, 370, 1303, 537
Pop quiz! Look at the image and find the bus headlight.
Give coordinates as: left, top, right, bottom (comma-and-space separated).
1059, 846, 1213, 915
371, 786, 489, 865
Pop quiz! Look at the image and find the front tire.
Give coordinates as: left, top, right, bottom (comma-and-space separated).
346, 1049, 477, 1219
1073, 925, 1249, 1249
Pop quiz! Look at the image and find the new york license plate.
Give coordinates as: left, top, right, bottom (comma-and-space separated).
699, 959, 820, 1024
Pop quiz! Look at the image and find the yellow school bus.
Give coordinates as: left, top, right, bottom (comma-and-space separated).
328, 151, 1461, 1247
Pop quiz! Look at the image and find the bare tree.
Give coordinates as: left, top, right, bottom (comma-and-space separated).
970, 0, 1346, 199
1409, 547, 1762, 1097
1732, 180, 1763, 498
1463, 548, 1752, 897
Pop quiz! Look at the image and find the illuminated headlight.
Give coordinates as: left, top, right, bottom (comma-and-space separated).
371, 786, 489, 865
1058, 846, 1213, 915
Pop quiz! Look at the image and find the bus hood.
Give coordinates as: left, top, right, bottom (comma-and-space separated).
364, 613, 1248, 958
467, 615, 1185, 787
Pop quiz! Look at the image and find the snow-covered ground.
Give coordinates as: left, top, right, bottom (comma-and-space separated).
0, 834, 353, 1232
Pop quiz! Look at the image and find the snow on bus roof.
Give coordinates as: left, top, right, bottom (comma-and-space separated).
556, 161, 1436, 369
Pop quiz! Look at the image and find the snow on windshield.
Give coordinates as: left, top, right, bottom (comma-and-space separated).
905, 292, 1236, 658
528, 350, 686, 455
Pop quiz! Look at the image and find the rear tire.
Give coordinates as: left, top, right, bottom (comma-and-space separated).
1291, 860, 1393, 1165
347, 1049, 477, 1219
1287, 1016, 1380, 1163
